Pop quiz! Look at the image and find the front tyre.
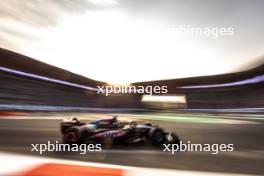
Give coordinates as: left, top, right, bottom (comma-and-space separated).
148, 128, 166, 146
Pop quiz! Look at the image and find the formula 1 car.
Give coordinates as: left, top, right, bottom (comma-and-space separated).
60, 116, 180, 146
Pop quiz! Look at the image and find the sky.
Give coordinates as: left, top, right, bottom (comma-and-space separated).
0, 0, 263, 84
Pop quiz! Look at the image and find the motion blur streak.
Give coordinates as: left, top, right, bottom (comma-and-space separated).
141, 95, 186, 103
1, 152, 254, 176
0, 114, 263, 175
0, 66, 98, 91
180, 74, 264, 89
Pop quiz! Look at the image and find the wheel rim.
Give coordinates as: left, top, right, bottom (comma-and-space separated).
154, 131, 164, 143
65, 132, 77, 143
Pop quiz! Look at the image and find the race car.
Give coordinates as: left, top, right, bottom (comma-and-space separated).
60, 116, 180, 147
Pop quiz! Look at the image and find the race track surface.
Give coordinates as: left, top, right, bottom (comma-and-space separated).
0, 112, 263, 175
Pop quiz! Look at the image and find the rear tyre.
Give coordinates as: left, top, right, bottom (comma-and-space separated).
148, 128, 166, 146
63, 126, 83, 144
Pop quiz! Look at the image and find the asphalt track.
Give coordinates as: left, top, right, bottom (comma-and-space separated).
0, 113, 263, 175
